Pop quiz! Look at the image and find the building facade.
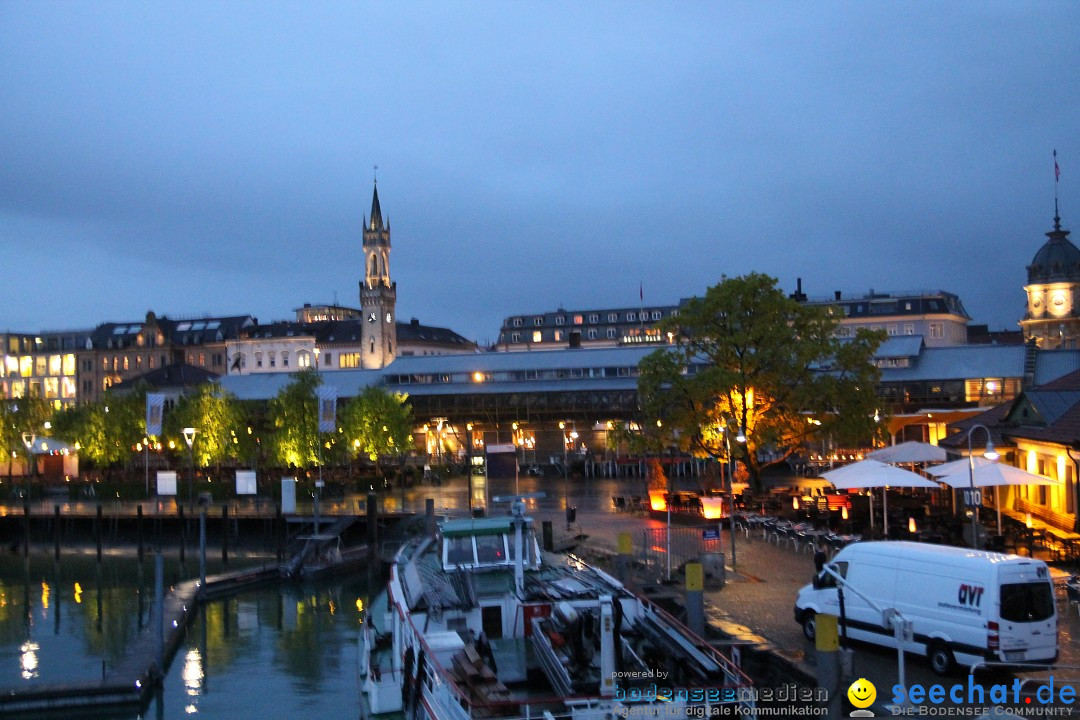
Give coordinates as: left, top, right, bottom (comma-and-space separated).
1020, 213, 1080, 348
0, 329, 87, 409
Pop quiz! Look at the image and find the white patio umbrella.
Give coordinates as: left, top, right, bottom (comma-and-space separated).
822, 459, 941, 536
924, 456, 996, 478
866, 441, 948, 465
935, 462, 1060, 534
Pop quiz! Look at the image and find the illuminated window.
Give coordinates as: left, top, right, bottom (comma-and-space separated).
297, 351, 311, 368
123, 357, 129, 371
148, 355, 156, 369
6, 356, 17, 376
339, 353, 361, 368
44, 377, 58, 399
21, 356, 32, 377
532, 331, 542, 343
61, 377, 76, 398
554, 331, 563, 342
574, 315, 584, 325
35, 356, 47, 376
63, 355, 75, 376
136, 356, 142, 369
48, 355, 61, 375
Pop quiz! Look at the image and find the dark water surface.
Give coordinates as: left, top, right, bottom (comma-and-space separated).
0, 552, 374, 719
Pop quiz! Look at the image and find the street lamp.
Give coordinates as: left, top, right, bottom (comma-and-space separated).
21, 431, 35, 499
182, 427, 197, 509
965, 424, 999, 548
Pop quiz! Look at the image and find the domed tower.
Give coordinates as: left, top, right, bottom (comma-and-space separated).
359, 181, 397, 368
1021, 212, 1080, 348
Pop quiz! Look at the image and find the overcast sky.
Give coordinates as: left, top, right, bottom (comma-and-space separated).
1, 2, 1078, 345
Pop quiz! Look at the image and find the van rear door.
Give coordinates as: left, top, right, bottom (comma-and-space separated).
996, 566, 1057, 663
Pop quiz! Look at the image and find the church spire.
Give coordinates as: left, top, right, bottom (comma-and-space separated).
369, 181, 383, 232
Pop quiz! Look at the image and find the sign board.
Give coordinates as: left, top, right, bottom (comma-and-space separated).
281, 477, 297, 514
236, 470, 257, 496
156, 471, 177, 496
486, 443, 516, 454
962, 488, 982, 507
702, 529, 720, 540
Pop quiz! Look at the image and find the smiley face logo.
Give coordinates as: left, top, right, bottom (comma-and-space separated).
847, 678, 876, 709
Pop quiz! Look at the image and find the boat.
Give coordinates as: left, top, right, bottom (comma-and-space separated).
358, 496, 755, 720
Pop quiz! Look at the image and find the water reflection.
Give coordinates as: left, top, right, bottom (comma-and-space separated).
0, 553, 376, 719
18, 641, 38, 680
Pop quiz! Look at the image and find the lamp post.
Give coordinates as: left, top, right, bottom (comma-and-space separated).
466, 423, 474, 515
966, 424, 999, 548
182, 427, 197, 510
312, 348, 322, 536
21, 431, 35, 500
559, 421, 568, 510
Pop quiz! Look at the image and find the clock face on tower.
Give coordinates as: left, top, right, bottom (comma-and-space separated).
1051, 291, 1068, 315
385, 312, 392, 323
367, 312, 376, 323
1032, 292, 1043, 310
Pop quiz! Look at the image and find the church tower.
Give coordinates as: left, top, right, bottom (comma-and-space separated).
360, 181, 397, 368
1021, 212, 1080, 348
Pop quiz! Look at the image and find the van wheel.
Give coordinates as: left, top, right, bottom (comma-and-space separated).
801, 612, 817, 641
928, 642, 955, 675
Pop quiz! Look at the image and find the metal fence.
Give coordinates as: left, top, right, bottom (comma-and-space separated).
637, 523, 727, 578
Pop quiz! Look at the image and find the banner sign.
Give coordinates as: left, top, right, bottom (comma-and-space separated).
317, 386, 337, 433
236, 470, 257, 495
156, 471, 177, 496
146, 393, 165, 436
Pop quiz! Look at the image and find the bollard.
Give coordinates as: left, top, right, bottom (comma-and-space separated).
95, 504, 102, 562
685, 562, 705, 638
178, 506, 186, 564
426, 498, 436, 538
816, 614, 842, 718
54, 505, 61, 561
367, 492, 378, 564
221, 505, 229, 563
137, 505, 144, 562
542, 521, 554, 552
616, 532, 632, 583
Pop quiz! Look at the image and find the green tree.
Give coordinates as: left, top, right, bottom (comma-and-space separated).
165, 383, 244, 469
267, 368, 322, 468
339, 386, 414, 474
638, 273, 884, 489
56, 390, 146, 473
0, 394, 52, 481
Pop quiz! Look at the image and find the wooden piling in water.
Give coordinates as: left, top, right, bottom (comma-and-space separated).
54, 505, 60, 561
178, 506, 186, 563
137, 505, 144, 562
95, 505, 102, 561
222, 505, 229, 563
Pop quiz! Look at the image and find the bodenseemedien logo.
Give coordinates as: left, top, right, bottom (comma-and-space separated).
848, 678, 876, 717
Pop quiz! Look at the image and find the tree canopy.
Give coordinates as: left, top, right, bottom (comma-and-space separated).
165, 383, 245, 468
267, 368, 322, 468
638, 273, 885, 488
339, 386, 414, 468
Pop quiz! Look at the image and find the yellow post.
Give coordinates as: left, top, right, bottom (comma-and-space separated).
685, 562, 704, 636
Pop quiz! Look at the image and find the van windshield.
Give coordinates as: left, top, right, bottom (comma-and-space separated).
1000, 582, 1054, 623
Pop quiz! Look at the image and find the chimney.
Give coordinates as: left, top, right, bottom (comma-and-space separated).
834, 291, 842, 301
790, 278, 807, 302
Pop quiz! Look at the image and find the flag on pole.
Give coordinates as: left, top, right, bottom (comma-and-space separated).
146, 393, 165, 436
1055, 149, 1061, 182
317, 386, 338, 433
639, 282, 643, 302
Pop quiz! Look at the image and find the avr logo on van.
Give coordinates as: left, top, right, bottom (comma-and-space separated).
958, 583, 984, 607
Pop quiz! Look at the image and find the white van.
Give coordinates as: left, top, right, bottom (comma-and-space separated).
793, 541, 1057, 674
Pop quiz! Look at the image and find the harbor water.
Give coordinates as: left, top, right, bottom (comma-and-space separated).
0, 551, 374, 719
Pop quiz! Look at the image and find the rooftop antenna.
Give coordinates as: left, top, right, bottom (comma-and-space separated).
374, 164, 378, 185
